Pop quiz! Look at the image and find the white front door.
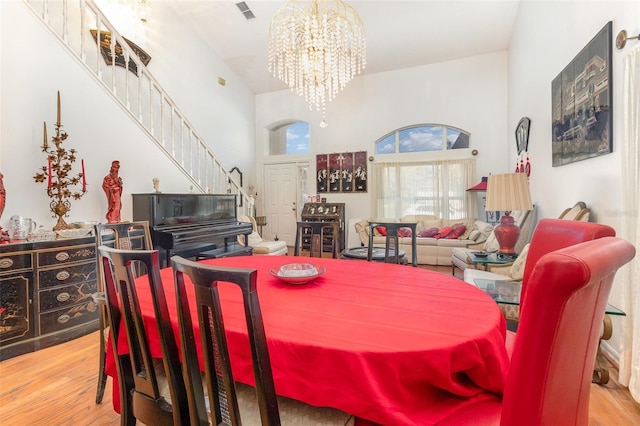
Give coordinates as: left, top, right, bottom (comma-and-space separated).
263, 163, 301, 245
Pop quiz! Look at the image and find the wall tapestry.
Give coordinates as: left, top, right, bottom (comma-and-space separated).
90, 30, 151, 76
551, 21, 612, 166
316, 151, 367, 193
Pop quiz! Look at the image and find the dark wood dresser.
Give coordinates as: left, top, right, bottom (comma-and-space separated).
0, 236, 99, 360
300, 202, 346, 251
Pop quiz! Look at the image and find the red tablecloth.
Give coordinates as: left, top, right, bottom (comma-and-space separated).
106, 256, 509, 425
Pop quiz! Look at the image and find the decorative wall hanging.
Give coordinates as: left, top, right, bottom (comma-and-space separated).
316, 151, 367, 193
515, 117, 531, 177
551, 21, 612, 166
90, 30, 151, 76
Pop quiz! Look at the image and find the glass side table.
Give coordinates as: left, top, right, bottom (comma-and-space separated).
470, 252, 515, 271
473, 278, 625, 385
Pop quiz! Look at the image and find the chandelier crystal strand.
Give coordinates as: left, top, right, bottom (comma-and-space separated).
268, 0, 366, 126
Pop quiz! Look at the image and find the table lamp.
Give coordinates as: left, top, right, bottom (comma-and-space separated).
485, 173, 533, 256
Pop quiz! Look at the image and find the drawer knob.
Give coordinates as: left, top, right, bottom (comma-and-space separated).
55, 252, 70, 261
56, 270, 70, 281
57, 314, 71, 324
0, 258, 14, 269
56, 292, 71, 302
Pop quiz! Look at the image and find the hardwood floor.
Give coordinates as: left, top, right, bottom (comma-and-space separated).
1, 260, 638, 425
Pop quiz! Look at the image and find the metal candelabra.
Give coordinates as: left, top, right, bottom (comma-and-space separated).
33, 92, 87, 230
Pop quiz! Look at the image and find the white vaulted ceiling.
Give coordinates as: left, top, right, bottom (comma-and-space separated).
168, 0, 521, 94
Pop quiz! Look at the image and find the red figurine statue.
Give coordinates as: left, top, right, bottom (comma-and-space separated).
102, 160, 123, 223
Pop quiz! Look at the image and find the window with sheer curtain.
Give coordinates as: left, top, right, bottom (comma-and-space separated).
371, 159, 476, 220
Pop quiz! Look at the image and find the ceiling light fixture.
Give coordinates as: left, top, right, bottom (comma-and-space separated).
268, 0, 366, 127
136, 0, 151, 23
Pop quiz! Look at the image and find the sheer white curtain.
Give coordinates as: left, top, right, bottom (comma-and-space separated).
619, 43, 640, 402
371, 159, 476, 219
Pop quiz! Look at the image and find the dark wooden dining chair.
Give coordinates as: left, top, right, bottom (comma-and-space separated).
437, 236, 636, 425
367, 222, 417, 266
98, 246, 189, 426
94, 221, 153, 404
294, 221, 340, 258
170, 255, 353, 426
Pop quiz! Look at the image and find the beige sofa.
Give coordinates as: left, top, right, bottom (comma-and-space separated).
354, 215, 494, 266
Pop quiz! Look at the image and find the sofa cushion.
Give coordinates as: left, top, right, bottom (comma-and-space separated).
448, 223, 467, 239
419, 227, 440, 238
472, 220, 494, 243
433, 227, 452, 239
509, 243, 530, 280
460, 223, 477, 240
398, 227, 413, 237
484, 231, 500, 252
375, 226, 387, 236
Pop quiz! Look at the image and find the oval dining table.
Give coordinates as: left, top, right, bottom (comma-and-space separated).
106, 255, 509, 425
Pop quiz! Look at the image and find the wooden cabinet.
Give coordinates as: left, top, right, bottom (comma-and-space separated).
0, 237, 99, 360
300, 203, 345, 251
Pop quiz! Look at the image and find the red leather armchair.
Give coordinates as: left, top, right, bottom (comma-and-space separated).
437, 236, 635, 425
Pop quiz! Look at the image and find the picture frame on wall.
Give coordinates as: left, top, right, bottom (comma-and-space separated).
551, 21, 612, 166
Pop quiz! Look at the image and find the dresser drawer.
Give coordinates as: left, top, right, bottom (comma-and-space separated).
39, 301, 99, 335
38, 262, 97, 290
37, 244, 96, 267
0, 253, 32, 274
39, 280, 98, 312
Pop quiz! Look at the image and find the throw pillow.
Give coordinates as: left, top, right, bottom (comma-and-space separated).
509, 243, 530, 280
434, 226, 453, 239
468, 229, 481, 241
449, 223, 467, 239
418, 227, 440, 238
375, 226, 387, 236
484, 231, 500, 252
398, 227, 413, 237
459, 223, 477, 240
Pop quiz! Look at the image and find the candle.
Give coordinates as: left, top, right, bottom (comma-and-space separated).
47, 157, 52, 189
56, 91, 61, 126
81, 159, 86, 191
43, 121, 48, 150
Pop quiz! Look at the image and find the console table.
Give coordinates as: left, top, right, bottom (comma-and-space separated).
0, 236, 100, 360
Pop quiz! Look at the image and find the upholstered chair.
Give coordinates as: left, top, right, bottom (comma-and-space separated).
438, 236, 636, 425
237, 215, 288, 256
451, 208, 535, 276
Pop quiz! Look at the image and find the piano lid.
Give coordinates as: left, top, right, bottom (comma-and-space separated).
132, 193, 239, 227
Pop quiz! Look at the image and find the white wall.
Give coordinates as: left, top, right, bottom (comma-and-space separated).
255, 51, 510, 224
508, 0, 640, 361
0, 0, 255, 230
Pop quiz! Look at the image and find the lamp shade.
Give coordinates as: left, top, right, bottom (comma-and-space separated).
467, 177, 488, 192
485, 173, 533, 212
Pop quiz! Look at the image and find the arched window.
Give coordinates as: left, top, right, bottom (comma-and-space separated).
269, 121, 310, 155
375, 124, 469, 154
371, 124, 474, 220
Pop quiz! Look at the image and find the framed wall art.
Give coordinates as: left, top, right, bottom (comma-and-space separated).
90, 30, 151, 76
551, 21, 612, 166
316, 151, 367, 193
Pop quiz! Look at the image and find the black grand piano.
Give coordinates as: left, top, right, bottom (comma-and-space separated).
132, 193, 253, 266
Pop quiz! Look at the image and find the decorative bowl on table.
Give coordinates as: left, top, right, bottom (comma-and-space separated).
269, 263, 326, 285
472, 251, 489, 258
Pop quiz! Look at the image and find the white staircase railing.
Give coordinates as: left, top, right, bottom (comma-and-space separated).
22, 0, 251, 214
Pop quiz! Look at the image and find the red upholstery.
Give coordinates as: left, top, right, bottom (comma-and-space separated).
520, 219, 615, 311
438, 236, 636, 425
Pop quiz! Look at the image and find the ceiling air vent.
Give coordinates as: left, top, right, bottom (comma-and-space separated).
235, 2, 255, 20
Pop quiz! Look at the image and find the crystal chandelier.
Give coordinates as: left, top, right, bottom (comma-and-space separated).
268, 0, 366, 127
